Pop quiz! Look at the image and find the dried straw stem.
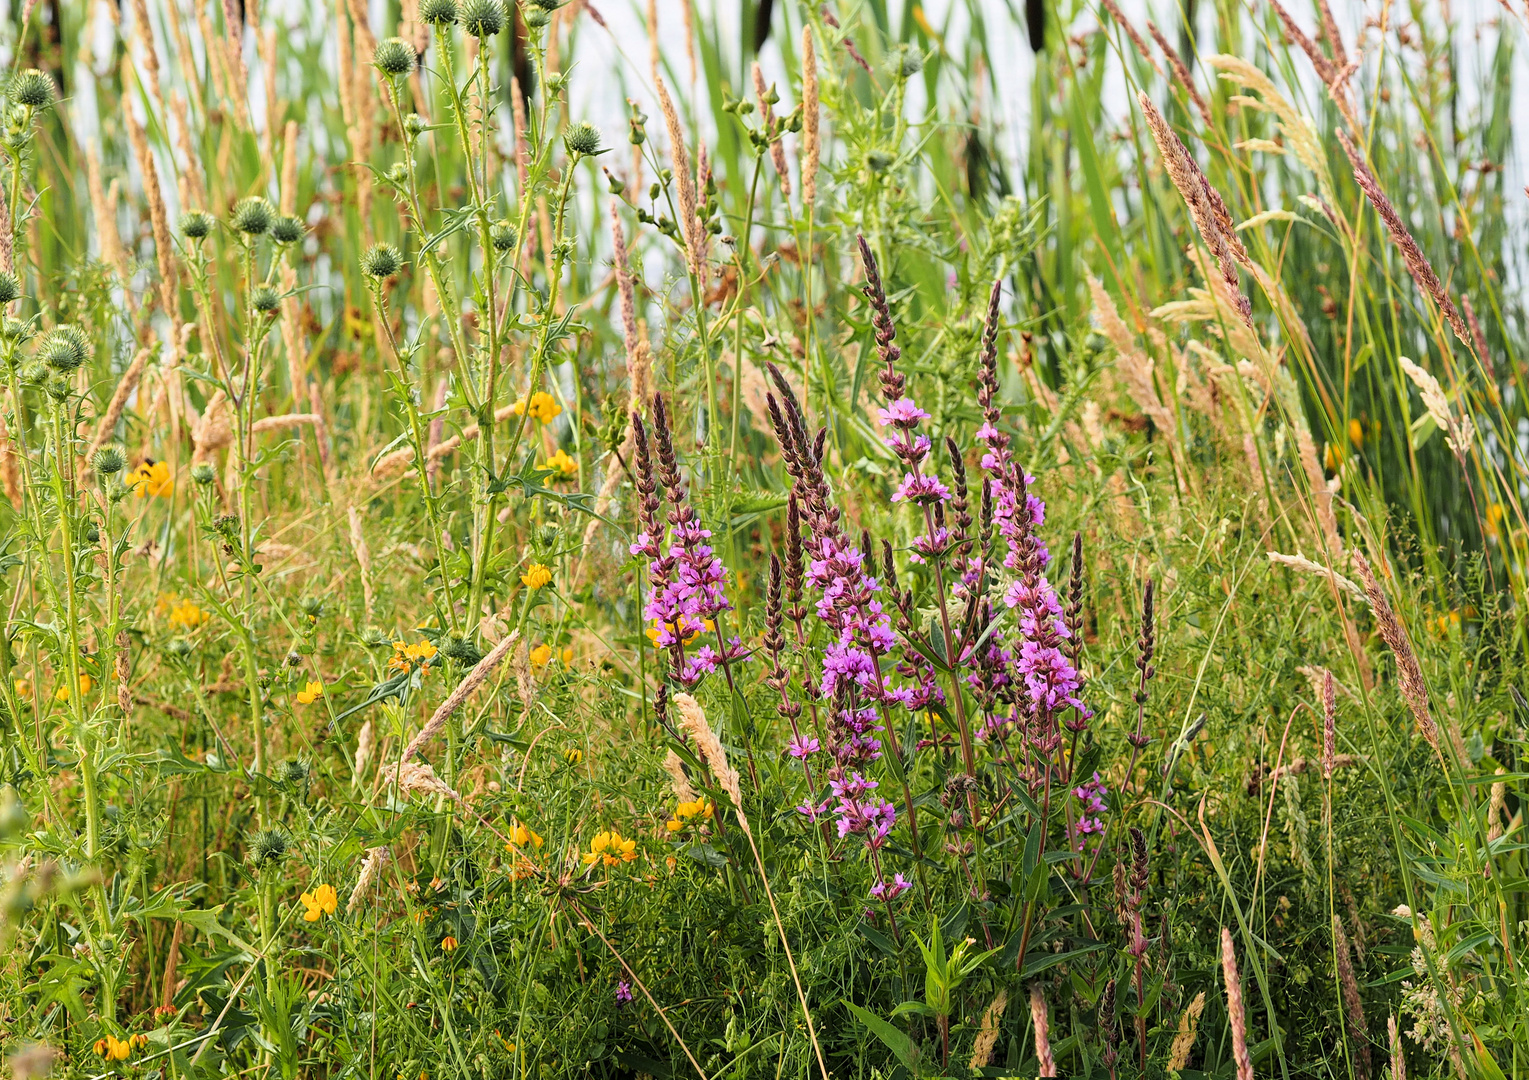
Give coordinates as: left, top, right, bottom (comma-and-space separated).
1350, 550, 1439, 755
653, 72, 702, 281
401, 631, 519, 761
801, 27, 820, 205
672, 693, 829, 1080
1167, 990, 1206, 1070
1336, 131, 1470, 347
122, 64, 178, 318
1147, 21, 1212, 125
87, 347, 152, 460
1221, 928, 1254, 1080
1098, 0, 1162, 76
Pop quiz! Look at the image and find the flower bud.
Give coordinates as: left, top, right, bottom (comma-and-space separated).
421, 0, 458, 24
361, 243, 403, 279
374, 36, 417, 77
39, 326, 90, 372
231, 196, 275, 236
91, 447, 126, 475
190, 462, 217, 485
523, 7, 550, 26
10, 69, 55, 109
563, 121, 601, 157
404, 112, 428, 137
489, 219, 517, 252
253, 286, 281, 313
179, 210, 215, 239
271, 215, 304, 244
0, 270, 20, 305
248, 829, 288, 866
460, 0, 504, 36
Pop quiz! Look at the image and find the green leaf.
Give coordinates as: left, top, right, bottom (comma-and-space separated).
843, 1000, 921, 1076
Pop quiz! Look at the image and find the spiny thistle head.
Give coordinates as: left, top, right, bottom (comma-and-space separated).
252, 286, 281, 314
489, 220, 517, 252
10, 69, 55, 109
460, 0, 504, 37
39, 325, 91, 373
231, 196, 275, 236
179, 210, 215, 239
279, 759, 310, 785
563, 122, 602, 157
271, 215, 304, 245
190, 462, 217, 485
2, 316, 31, 342
361, 243, 403, 279
374, 37, 417, 77
248, 829, 288, 866
0, 270, 20, 306
421, 0, 458, 24
91, 447, 126, 476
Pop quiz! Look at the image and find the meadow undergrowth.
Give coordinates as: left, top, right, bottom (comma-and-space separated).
0, 0, 1525, 1076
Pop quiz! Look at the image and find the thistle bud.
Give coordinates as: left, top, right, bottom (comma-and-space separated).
460, 0, 504, 37
91, 447, 126, 475
10, 69, 55, 109
179, 210, 215, 239
421, 0, 458, 23
361, 243, 403, 279
403, 112, 428, 137
279, 759, 309, 785
563, 121, 602, 157
190, 462, 217, 485
231, 196, 275, 236
0, 270, 20, 305
374, 37, 417, 77
39, 326, 90, 373
271, 215, 304, 245
252, 286, 281, 314
489, 219, 517, 252
248, 829, 288, 866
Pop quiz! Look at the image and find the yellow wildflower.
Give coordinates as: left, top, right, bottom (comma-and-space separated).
544, 448, 577, 478
560, 646, 573, 665
529, 643, 552, 667
12, 678, 30, 700
168, 598, 209, 629
389, 640, 439, 674
295, 680, 324, 705
1347, 418, 1364, 449
130, 459, 173, 499
644, 618, 713, 648
565, 747, 583, 765
300, 883, 338, 922
581, 829, 638, 867
508, 822, 543, 849
441, 935, 458, 951
512, 391, 561, 423
56, 674, 93, 702
521, 563, 553, 590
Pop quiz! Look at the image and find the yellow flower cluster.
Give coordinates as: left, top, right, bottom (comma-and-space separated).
296, 680, 324, 705
93, 1033, 147, 1060
666, 798, 715, 833
506, 822, 544, 881
644, 618, 713, 648
157, 594, 209, 629
521, 563, 553, 590
529, 643, 572, 667
130, 459, 173, 499
389, 639, 438, 674
55, 674, 93, 702
544, 448, 577, 478
513, 391, 561, 423
300, 883, 338, 922
581, 829, 637, 867
508, 822, 543, 849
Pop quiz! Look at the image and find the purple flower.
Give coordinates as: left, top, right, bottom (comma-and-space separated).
787, 734, 821, 759
878, 397, 931, 428
891, 473, 952, 505
870, 873, 912, 901
795, 797, 831, 821
615, 980, 633, 1007
1070, 772, 1109, 851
